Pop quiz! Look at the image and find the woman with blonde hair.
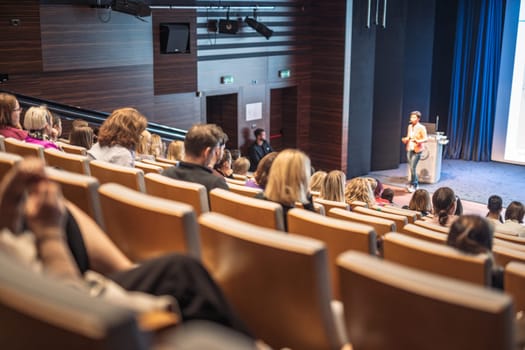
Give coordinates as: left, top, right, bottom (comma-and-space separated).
320, 170, 346, 202
88, 107, 147, 167
167, 140, 185, 161
150, 134, 165, 158
345, 177, 375, 207
69, 125, 94, 149
0, 92, 28, 140
309, 170, 327, 193
23, 106, 60, 150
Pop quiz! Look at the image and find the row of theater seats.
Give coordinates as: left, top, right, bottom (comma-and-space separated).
0, 136, 523, 349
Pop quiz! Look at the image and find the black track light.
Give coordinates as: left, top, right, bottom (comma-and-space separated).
244, 17, 273, 39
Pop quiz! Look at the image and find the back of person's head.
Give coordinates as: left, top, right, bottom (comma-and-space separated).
432, 187, 456, 226
0, 92, 19, 128
487, 195, 503, 213
381, 188, 395, 203
309, 171, 327, 192
254, 151, 278, 189
230, 149, 241, 161
232, 157, 250, 175
71, 118, 89, 130
265, 149, 311, 206
23, 106, 50, 132
167, 140, 185, 161
254, 128, 264, 138
97, 107, 147, 149
345, 177, 375, 207
150, 134, 164, 157
136, 129, 152, 154
505, 201, 525, 223
373, 178, 384, 198
447, 215, 493, 254
215, 149, 232, 171
454, 196, 463, 216
184, 124, 222, 158
409, 189, 431, 213
320, 170, 346, 202
69, 126, 94, 149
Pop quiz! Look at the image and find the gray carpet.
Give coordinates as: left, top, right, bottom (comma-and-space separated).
367, 159, 525, 206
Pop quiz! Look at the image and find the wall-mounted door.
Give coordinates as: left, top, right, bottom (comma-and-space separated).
270, 86, 298, 151
206, 93, 238, 149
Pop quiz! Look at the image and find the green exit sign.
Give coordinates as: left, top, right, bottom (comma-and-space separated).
220, 75, 234, 84
278, 69, 291, 79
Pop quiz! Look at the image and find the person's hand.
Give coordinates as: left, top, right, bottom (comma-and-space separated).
401, 137, 409, 144
24, 180, 66, 239
0, 158, 46, 233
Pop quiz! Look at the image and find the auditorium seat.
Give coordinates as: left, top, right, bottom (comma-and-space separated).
399, 223, 448, 244
314, 198, 350, 213
413, 219, 450, 233
287, 208, 376, 299
134, 161, 163, 174
44, 148, 91, 175
209, 188, 285, 231
0, 151, 22, 180
295, 201, 326, 215
140, 158, 175, 170
0, 135, 5, 151
232, 173, 247, 181
348, 200, 367, 210
227, 182, 262, 198
144, 173, 209, 216
372, 205, 421, 223
57, 141, 87, 155
383, 233, 492, 286
328, 208, 396, 237
0, 251, 147, 350
4, 137, 44, 159
155, 157, 178, 165
353, 206, 408, 231
504, 261, 525, 314
199, 212, 345, 350
493, 245, 525, 267
89, 160, 145, 192
98, 183, 200, 262
46, 167, 104, 227
337, 251, 514, 350
495, 232, 525, 245
225, 177, 246, 186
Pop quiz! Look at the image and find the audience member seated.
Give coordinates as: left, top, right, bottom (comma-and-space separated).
23, 106, 61, 150
246, 152, 277, 190
50, 112, 62, 142
498, 201, 525, 237
162, 124, 229, 192
446, 215, 503, 289
259, 149, 314, 230
403, 189, 432, 218
69, 125, 94, 149
381, 188, 397, 206
167, 140, 185, 161
0, 92, 28, 140
319, 170, 346, 203
369, 177, 389, 205
232, 157, 250, 176
214, 149, 234, 178
486, 195, 504, 225
230, 149, 241, 161
150, 134, 165, 158
136, 130, 154, 161
87, 107, 147, 167
345, 177, 376, 208
0, 158, 253, 338
308, 170, 327, 193
426, 187, 458, 227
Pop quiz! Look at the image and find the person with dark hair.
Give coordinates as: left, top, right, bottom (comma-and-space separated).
214, 149, 234, 178
69, 125, 94, 150
247, 128, 273, 172
246, 152, 278, 190
401, 110, 427, 193
486, 195, 504, 224
380, 188, 397, 206
406, 189, 432, 217
446, 215, 503, 289
500, 201, 525, 237
162, 124, 229, 192
429, 187, 457, 226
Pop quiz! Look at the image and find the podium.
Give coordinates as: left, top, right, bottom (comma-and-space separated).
410, 133, 448, 184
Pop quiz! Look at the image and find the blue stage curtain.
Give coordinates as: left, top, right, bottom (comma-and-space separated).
446, 0, 504, 161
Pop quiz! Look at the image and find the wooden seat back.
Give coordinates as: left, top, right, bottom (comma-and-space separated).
314, 198, 350, 213
4, 137, 44, 159
328, 208, 395, 237
413, 219, 450, 233
227, 182, 262, 198
399, 223, 448, 244
372, 205, 420, 223
504, 261, 525, 314
0, 151, 23, 180
44, 148, 90, 175
353, 206, 408, 231
134, 161, 163, 174
89, 160, 145, 192
57, 141, 87, 155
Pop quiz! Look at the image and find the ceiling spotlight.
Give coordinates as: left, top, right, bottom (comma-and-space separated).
112, 0, 151, 17
244, 16, 273, 40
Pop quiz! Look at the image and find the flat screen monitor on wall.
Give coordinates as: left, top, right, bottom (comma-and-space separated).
160, 23, 190, 54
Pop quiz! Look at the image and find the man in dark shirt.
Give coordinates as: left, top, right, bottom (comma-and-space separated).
162, 124, 229, 192
248, 128, 273, 172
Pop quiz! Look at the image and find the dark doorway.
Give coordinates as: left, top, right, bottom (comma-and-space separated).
206, 93, 238, 149
270, 86, 298, 151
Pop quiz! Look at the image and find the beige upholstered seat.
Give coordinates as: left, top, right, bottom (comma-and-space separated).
413, 219, 450, 233
328, 207, 396, 237
399, 223, 448, 244
98, 183, 200, 262
89, 160, 145, 192
0, 251, 147, 350
493, 245, 525, 267
383, 233, 492, 286
140, 158, 175, 170
134, 161, 163, 174
505, 261, 525, 314
227, 182, 262, 198
46, 167, 104, 227
4, 137, 44, 159
44, 148, 91, 175
353, 206, 408, 231
144, 173, 209, 216
155, 157, 178, 165
494, 232, 525, 245
287, 208, 376, 299
209, 188, 285, 231
57, 141, 87, 155
225, 177, 246, 186
348, 200, 367, 210
0, 151, 23, 180
372, 205, 420, 223
314, 198, 350, 213
199, 212, 344, 350
232, 173, 247, 181
337, 251, 515, 350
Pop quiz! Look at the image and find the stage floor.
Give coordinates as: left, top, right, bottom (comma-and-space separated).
367, 159, 525, 206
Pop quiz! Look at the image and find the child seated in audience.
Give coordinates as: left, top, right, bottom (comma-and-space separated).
319, 170, 346, 203
368, 178, 390, 205
69, 125, 94, 149
150, 133, 165, 158
345, 177, 375, 207
245, 152, 277, 190
446, 215, 503, 289
167, 140, 185, 161
404, 189, 433, 217
23, 106, 61, 150
380, 188, 397, 206
308, 170, 327, 194
50, 113, 62, 142
0, 92, 28, 140
232, 157, 250, 176
499, 201, 525, 237
136, 129, 154, 161
486, 195, 504, 224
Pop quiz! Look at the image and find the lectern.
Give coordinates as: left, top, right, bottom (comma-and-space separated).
414, 133, 448, 184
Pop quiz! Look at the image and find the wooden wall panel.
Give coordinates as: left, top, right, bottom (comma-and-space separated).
0, 0, 42, 74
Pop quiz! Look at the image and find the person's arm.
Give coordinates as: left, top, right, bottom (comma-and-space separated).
415, 124, 428, 144
65, 200, 134, 275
